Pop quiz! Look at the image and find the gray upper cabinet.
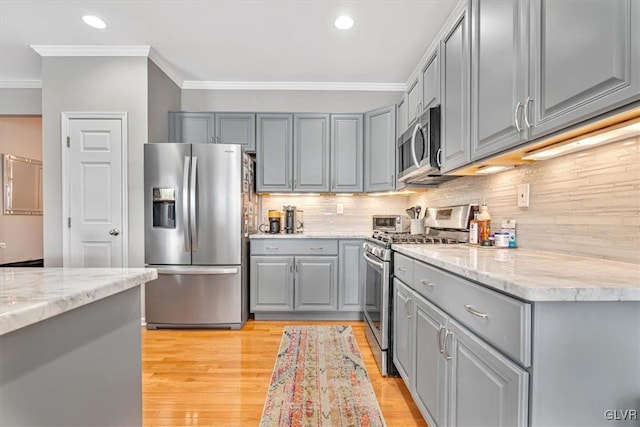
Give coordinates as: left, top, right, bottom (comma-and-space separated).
168, 112, 215, 143
396, 96, 408, 138
529, 0, 640, 138
448, 319, 529, 427
338, 240, 364, 312
256, 114, 293, 193
421, 48, 441, 111
364, 105, 396, 192
294, 256, 338, 312
470, 0, 529, 161
331, 114, 363, 193
407, 77, 422, 125
440, 5, 471, 173
215, 113, 256, 153
294, 114, 330, 192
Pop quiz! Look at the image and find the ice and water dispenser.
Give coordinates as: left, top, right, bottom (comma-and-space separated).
152, 188, 176, 228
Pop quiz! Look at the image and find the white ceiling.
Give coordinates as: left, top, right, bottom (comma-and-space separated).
0, 0, 458, 88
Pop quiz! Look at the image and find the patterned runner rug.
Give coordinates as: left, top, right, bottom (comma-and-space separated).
260, 325, 386, 427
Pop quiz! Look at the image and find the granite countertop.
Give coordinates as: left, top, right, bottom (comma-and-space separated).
392, 245, 640, 302
0, 268, 158, 335
250, 232, 370, 239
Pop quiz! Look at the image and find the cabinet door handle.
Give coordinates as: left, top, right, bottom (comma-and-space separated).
514, 102, 522, 132
405, 297, 412, 318
436, 325, 445, 354
295, 263, 298, 273
288, 179, 292, 187
289, 264, 293, 273
443, 330, 452, 361
332, 178, 336, 189
464, 304, 489, 319
420, 279, 433, 289
210, 136, 215, 143
523, 96, 533, 128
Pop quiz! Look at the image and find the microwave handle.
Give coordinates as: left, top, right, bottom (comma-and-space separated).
410, 123, 421, 169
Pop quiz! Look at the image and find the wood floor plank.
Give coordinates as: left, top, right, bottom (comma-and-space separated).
142, 320, 427, 426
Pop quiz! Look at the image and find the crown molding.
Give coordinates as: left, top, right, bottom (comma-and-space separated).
148, 47, 183, 88
181, 80, 406, 92
0, 80, 42, 89
30, 45, 151, 57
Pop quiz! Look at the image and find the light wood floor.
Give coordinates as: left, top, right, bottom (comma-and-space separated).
142, 319, 427, 427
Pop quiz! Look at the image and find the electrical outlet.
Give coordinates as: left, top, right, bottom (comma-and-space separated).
517, 183, 530, 208
0, 242, 6, 249
336, 203, 344, 214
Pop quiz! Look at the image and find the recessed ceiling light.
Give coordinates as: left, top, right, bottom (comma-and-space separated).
334, 15, 354, 30
82, 15, 107, 30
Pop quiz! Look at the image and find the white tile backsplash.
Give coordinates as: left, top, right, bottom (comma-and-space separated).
259, 137, 639, 264
260, 195, 409, 233
409, 137, 640, 264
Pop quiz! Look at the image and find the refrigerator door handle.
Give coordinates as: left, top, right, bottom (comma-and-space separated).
182, 156, 191, 252
154, 266, 239, 275
190, 156, 198, 252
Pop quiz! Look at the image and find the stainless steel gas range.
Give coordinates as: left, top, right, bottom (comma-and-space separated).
362, 204, 478, 376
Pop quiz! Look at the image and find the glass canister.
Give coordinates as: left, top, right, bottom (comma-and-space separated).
296, 210, 304, 233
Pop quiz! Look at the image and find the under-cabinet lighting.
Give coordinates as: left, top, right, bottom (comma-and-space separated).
263, 193, 320, 197
475, 165, 515, 175
522, 120, 640, 161
336, 193, 354, 197
367, 190, 417, 197
82, 15, 107, 29
334, 15, 354, 30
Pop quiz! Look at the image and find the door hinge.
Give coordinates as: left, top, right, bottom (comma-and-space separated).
67, 217, 71, 228
66, 136, 70, 147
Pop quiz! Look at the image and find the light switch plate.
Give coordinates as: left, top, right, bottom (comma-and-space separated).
517, 183, 530, 208
0, 242, 6, 248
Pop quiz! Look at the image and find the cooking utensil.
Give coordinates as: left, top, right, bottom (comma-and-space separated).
415, 206, 421, 220
406, 207, 416, 219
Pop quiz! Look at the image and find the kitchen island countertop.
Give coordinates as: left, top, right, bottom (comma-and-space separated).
0, 267, 157, 335
392, 244, 640, 302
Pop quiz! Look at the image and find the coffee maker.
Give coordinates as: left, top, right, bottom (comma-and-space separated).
283, 205, 296, 234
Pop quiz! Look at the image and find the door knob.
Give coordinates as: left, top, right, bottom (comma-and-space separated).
109, 229, 120, 236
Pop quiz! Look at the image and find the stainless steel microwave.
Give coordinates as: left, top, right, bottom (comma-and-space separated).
397, 106, 444, 184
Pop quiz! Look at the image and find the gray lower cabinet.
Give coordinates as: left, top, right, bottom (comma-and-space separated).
470, 0, 529, 161
393, 279, 413, 385
529, 0, 640, 138
440, 5, 471, 173
294, 114, 330, 192
249, 256, 294, 312
414, 291, 448, 427
250, 239, 362, 317
330, 115, 363, 193
168, 112, 215, 143
294, 256, 338, 311
448, 318, 529, 427
215, 113, 256, 152
256, 114, 294, 193
394, 254, 528, 427
364, 105, 396, 192
338, 240, 364, 311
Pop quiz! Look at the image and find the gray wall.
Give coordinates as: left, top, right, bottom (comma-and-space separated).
181, 89, 402, 113
0, 88, 42, 115
42, 56, 148, 267
148, 60, 181, 142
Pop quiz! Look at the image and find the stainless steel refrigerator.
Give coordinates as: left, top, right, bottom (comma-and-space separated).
144, 143, 258, 329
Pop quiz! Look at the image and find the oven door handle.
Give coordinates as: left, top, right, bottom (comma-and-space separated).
363, 252, 385, 270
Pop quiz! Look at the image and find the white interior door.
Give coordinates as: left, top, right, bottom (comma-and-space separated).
67, 118, 124, 267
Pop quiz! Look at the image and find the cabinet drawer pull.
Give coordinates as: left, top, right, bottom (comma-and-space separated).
443, 330, 452, 361
464, 304, 489, 319
420, 279, 434, 289
397, 267, 406, 272
437, 325, 445, 354
265, 246, 279, 250
310, 247, 323, 250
